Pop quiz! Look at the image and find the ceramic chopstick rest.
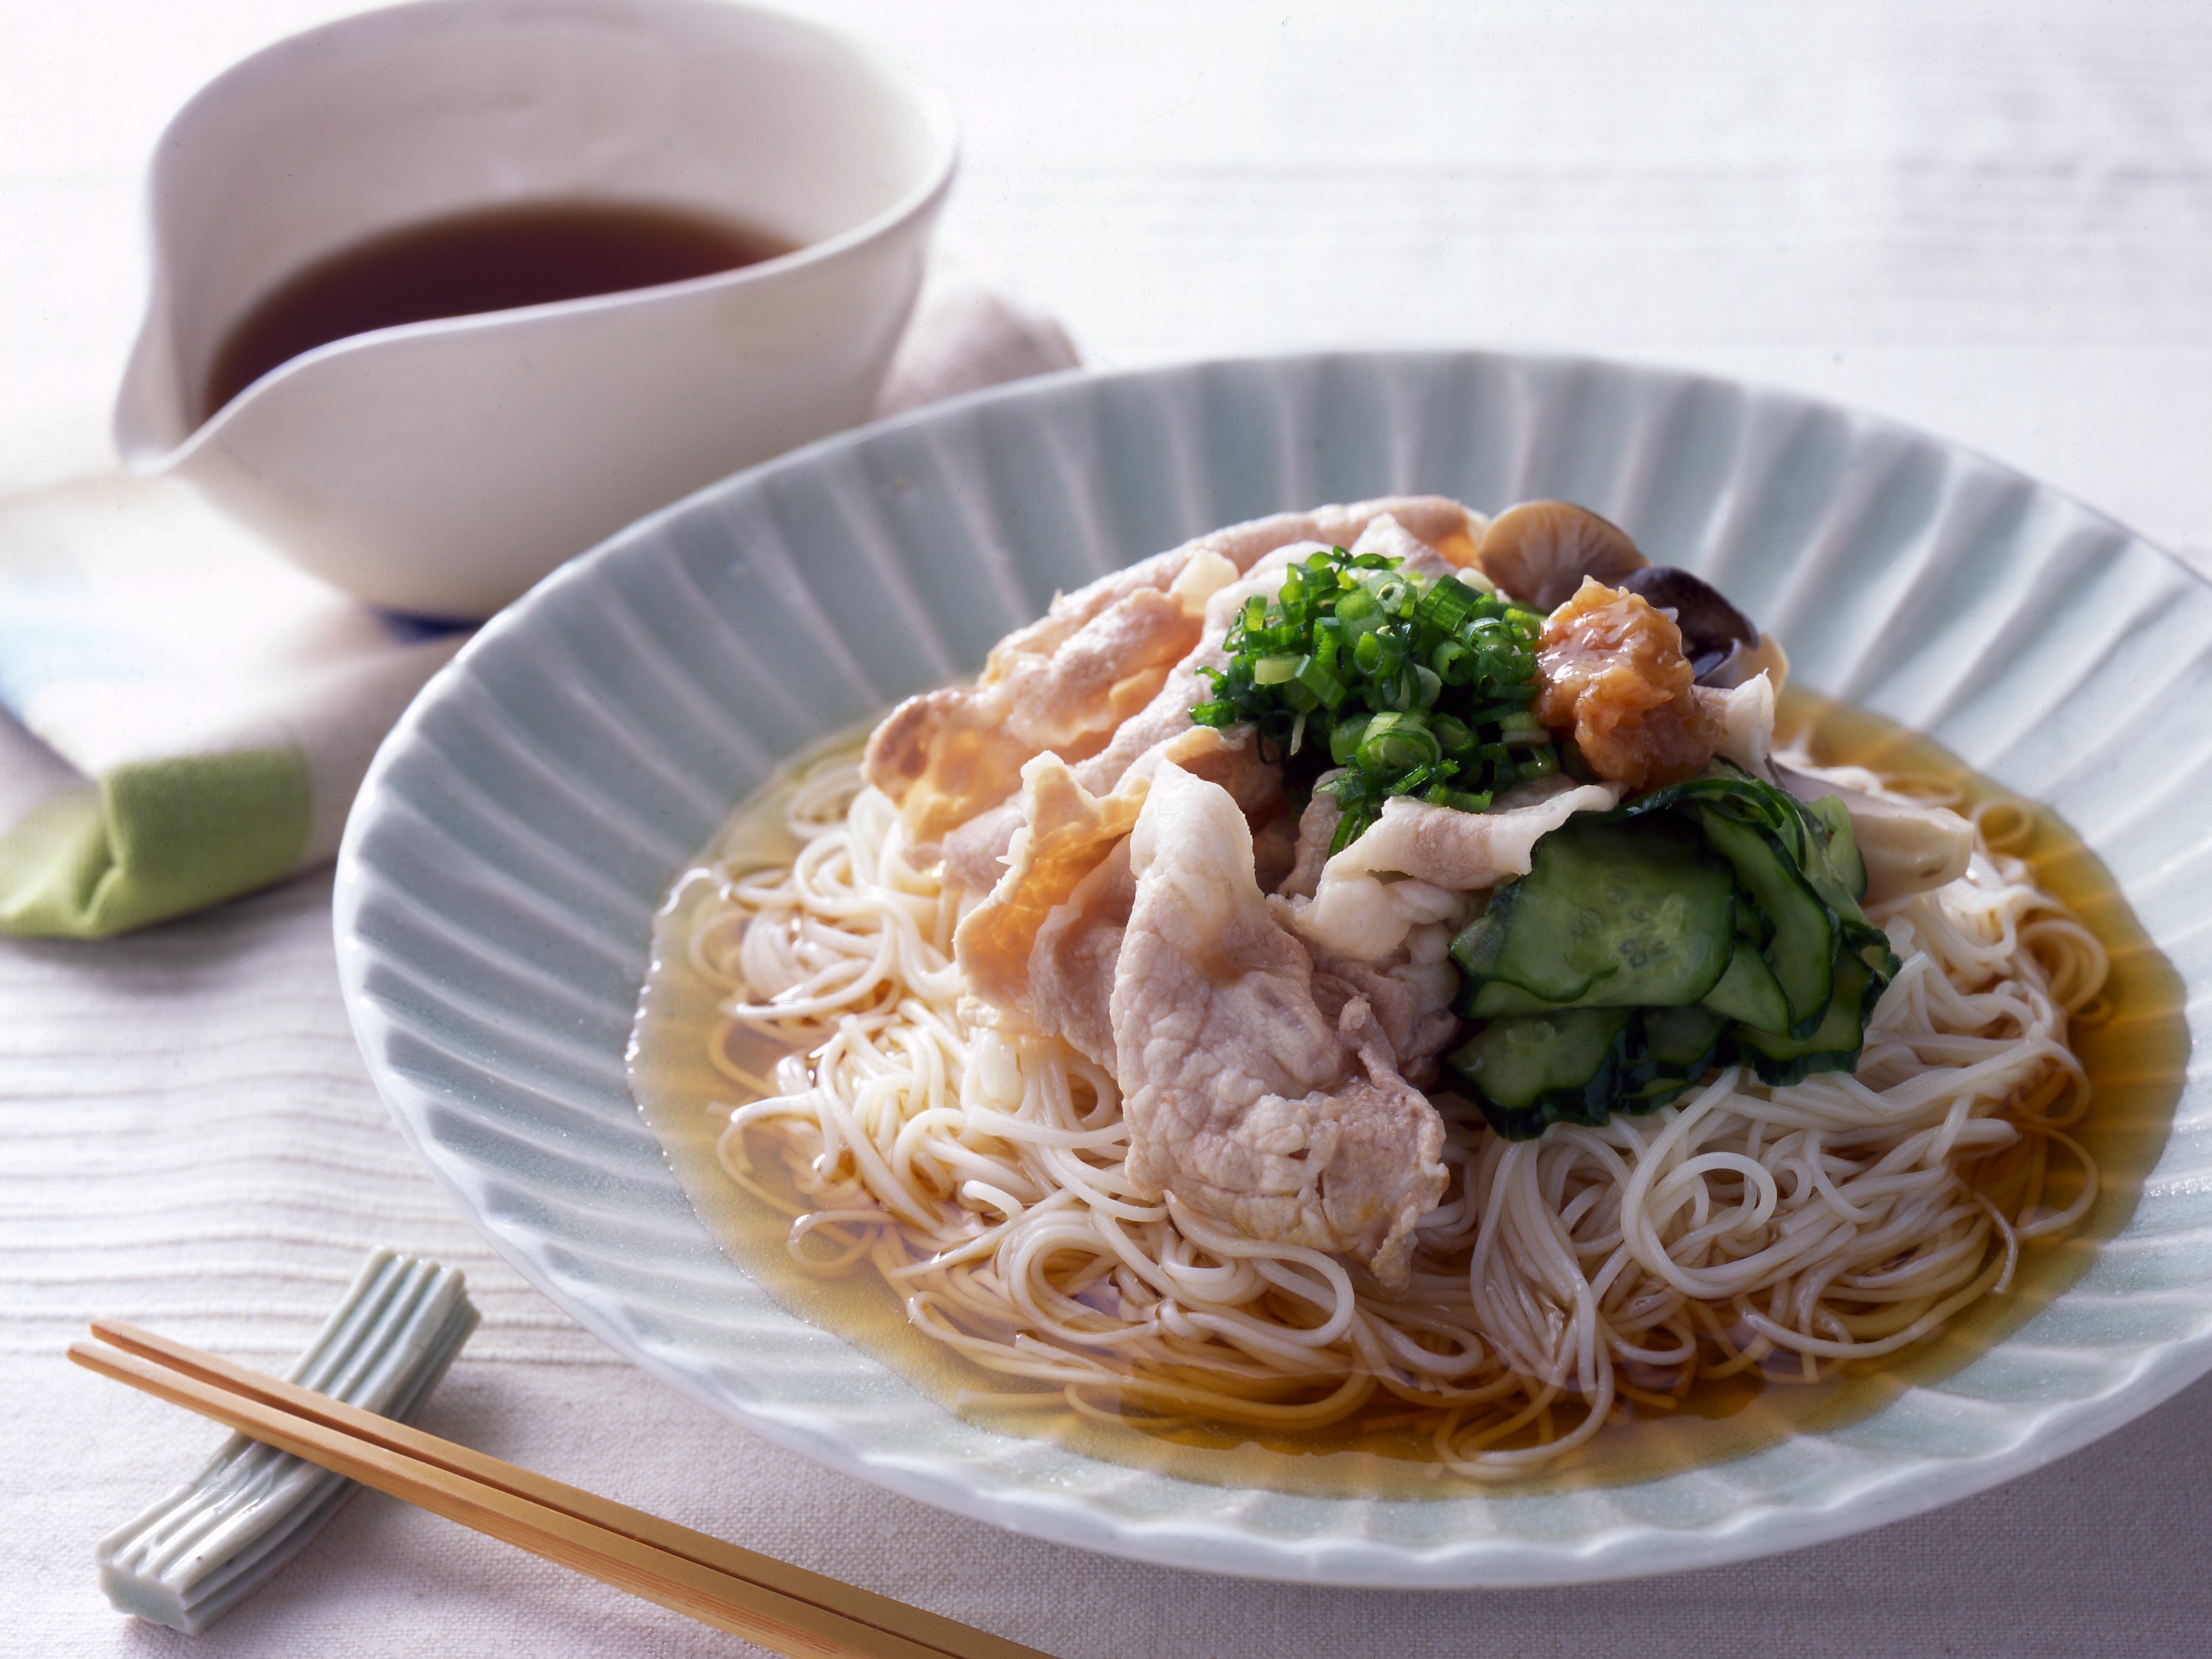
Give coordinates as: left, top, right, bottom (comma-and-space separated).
95, 1249, 478, 1632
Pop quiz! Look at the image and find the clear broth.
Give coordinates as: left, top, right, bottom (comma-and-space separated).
202, 200, 796, 422
626, 691, 2187, 1498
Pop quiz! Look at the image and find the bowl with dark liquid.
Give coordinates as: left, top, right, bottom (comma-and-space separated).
114, 0, 956, 619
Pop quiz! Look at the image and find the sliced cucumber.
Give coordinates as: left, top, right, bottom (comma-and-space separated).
1457, 978, 1568, 1018
1641, 1003, 1729, 1070
1450, 817, 1736, 1009
1699, 935, 1793, 1030
1614, 1004, 1730, 1113
1628, 763, 1874, 922
1692, 807, 1835, 1036
1732, 953, 1877, 1085
1443, 1007, 1632, 1123
1802, 793, 1868, 907
1444, 764, 1901, 1137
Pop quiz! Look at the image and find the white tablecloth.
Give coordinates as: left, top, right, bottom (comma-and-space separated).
6, 3, 2211, 1654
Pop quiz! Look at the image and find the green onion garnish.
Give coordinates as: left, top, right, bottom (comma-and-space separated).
1191, 544, 1546, 842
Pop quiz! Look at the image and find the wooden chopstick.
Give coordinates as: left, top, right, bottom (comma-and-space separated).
72, 1321, 1055, 1659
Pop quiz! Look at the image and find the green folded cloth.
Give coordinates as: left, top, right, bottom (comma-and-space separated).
0, 471, 465, 937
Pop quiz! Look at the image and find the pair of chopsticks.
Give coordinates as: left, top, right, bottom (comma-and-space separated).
72, 1321, 1055, 1659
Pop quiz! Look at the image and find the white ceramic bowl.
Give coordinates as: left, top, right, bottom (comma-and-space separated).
117, 0, 956, 619
336, 351, 2212, 1585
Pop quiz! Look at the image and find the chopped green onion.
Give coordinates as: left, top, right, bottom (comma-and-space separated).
1183, 541, 1549, 845
1431, 714, 1475, 753
1294, 656, 1348, 709
1412, 575, 1484, 630
1431, 641, 1474, 685
1424, 784, 1493, 811
1356, 712, 1441, 774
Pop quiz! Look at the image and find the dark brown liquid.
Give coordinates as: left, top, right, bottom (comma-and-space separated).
201, 200, 797, 422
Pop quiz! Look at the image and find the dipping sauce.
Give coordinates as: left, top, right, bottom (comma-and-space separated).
202, 200, 797, 422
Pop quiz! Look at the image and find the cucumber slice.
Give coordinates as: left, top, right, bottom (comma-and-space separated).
1443, 1007, 1633, 1130
1619, 762, 1877, 906
1450, 817, 1736, 1009
1700, 935, 1793, 1030
1457, 978, 1569, 1018
1641, 1003, 1729, 1070
1615, 1004, 1729, 1112
1732, 953, 1877, 1085
1445, 768, 1903, 1134
1803, 793, 1868, 906
1613, 1073, 1699, 1113
1692, 808, 1835, 1036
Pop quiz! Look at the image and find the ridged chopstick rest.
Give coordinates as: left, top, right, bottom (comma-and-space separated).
95, 1248, 479, 1633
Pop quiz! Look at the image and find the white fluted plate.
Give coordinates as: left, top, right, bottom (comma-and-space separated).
336, 352, 2212, 1586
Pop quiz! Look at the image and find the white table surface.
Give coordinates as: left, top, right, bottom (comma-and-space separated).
5, 3, 2212, 1654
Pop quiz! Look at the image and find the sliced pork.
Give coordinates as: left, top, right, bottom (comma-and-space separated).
1113, 764, 1447, 1289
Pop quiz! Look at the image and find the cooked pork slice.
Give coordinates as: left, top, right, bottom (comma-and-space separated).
1194, 496, 1485, 580
952, 727, 1240, 1043
939, 722, 1254, 901
1344, 511, 1459, 580
1273, 789, 1463, 1084
1076, 501, 1484, 801
953, 753, 1147, 1023
1294, 920, 1463, 1091
1275, 790, 1341, 901
1287, 775, 1622, 961
865, 496, 1483, 857
1029, 837, 1136, 1068
1702, 671, 1777, 775
1113, 764, 1446, 1289
865, 585, 1199, 849
939, 799, 1025, 895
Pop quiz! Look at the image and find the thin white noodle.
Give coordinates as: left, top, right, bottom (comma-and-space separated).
690, 748, 2109, 1476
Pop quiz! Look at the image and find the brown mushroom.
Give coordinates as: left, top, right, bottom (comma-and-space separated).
1472, 501, 1648, 611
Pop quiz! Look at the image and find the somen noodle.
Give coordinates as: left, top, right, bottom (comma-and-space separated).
682, 748, 2106, 1477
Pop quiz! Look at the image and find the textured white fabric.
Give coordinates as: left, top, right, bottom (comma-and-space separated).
6, 2, 2212, 1656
